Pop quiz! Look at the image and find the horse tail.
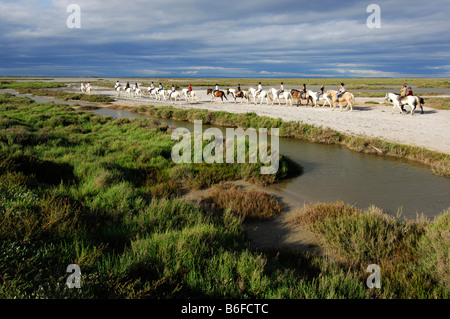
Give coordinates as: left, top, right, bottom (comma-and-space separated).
420, 97, 425, 105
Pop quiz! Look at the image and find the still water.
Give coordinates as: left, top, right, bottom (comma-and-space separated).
90, 107, 450, 219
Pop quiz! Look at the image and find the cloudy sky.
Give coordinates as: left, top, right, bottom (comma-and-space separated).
0, 0, 449, 78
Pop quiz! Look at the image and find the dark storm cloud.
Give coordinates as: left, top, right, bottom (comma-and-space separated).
0, 0, 449, 77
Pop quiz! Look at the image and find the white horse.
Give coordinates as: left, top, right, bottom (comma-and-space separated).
80, 83, 86, 93
85, 86, 96, 95
186, 90, 200, 103
385, 93, 424, 115
134, 87, 143, 99
115, 86, 124, 97
148, 88, 159, 100
309, 90, 332, 108
168, 91, 181, 103
269, 88, 293, 106
156, 89, 168, 101
254, 90, 270, 105
125, 87, 134, 99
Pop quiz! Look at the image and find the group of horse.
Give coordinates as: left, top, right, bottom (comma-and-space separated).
114, 84, 201, 103
82, 82, 425, 115
80, 83, 96, 95
207, 87, 425, 115
221, 87, 355, 111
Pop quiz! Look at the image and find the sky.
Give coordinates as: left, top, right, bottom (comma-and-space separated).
0, 0, 449, 78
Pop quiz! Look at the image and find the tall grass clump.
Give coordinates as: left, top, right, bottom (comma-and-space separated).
292, 202, 449, 298
205, 182, 283, 220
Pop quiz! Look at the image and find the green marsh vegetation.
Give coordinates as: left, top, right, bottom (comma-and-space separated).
127, 105, 450, 178
0, 93, 307, 298
292, 202, 449, 298
0, 83, 448, 299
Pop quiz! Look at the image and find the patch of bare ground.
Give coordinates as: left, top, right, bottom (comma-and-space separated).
180, 180, 326, 256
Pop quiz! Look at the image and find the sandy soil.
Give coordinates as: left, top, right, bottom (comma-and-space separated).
75, 84, 450, 155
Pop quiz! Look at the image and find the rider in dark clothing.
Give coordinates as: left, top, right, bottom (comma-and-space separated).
125, 82, 130, 90
299, 84, 307, 98
316, 85, 324, 100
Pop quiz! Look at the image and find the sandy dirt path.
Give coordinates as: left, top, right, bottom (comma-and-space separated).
78, 84, 450, 155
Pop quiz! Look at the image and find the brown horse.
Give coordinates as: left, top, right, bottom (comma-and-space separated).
227, 89, 250, 104
326, 90, 355, 111
207, 89, 228, 103
290, 89, 313, 106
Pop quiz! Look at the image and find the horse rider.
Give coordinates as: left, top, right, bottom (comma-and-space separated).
299, 83, 307, 99
148, 82, 155, 93
255, 82, 262, 96
407, 86, 413, 96
213, 84, 219, 95
277, 82, 284, 98
157, 83, 163, 93
125, 82, 130, 91
397, 85, 407, 104
114, 81, 120, 90
169, 84, 176, 99
135, 83, 139, 90
188, 84, 192, 96
237, 84, 241, 94
336, 83, 346, 100
316, 85, 324, 100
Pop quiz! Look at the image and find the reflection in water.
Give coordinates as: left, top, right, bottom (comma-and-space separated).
90, 107, 450, 219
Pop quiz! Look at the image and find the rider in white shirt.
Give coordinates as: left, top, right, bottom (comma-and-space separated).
277, 82, 284, 98
256, 82, 262, 96
336, 83, 346, 100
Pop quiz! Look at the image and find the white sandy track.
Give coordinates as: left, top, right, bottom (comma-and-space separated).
76, 85, 450, 155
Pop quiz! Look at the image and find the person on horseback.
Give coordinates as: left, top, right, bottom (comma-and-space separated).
157, 83, 163, 93
237, 84, 241, 93
255, 82, 262, 96
169, 84, 176, 99
299, 84, 307, 99
114, 81, 120, 90
336, 83, 346, 100
316, 85, 324, 100
125, 82, 130, 91
188, 84, 192, 96
277, 82, 284, 98
213, 84, 219, 95
148, 82, 155, 93
396, 85, 407, 104
407, 87, 413, 96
